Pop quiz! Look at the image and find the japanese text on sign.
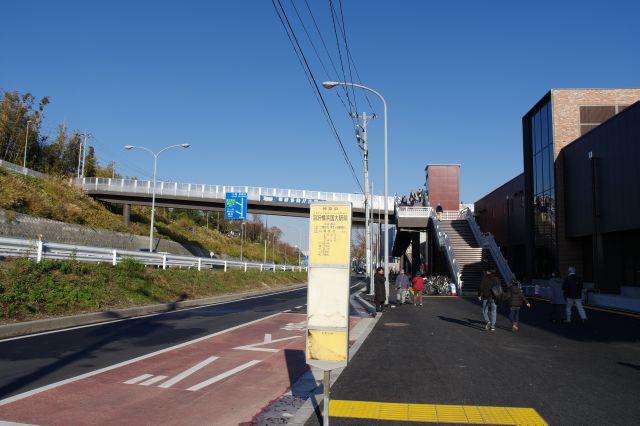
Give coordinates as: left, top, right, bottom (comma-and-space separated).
309, 204, 350, 266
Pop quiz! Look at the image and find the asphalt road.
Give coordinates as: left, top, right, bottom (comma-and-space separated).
0, 276, 365, 401
306, 296, 640, 426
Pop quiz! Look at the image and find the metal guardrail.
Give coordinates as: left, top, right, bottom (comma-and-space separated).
429, 209, 462, 290
0, 159, 46, 178
0, 236, 307, 273
74, 177, 395, 213
459, 207, 515, 285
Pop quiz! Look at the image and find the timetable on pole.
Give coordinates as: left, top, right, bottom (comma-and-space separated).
306, 202, 352, 371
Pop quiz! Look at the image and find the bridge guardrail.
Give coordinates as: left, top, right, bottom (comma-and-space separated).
73, 177, 395, 213
0, 236, 307, 273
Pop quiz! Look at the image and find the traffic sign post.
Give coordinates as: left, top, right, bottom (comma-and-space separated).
224, 192, 247, 220
306, 202, 352, 426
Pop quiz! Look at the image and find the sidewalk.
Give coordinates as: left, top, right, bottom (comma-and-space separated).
305, 296, 640, 425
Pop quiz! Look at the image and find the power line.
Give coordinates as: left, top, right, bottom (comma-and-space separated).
289, 0, 352, 117
334, 0, 358, 114
271, 0, 363, 192
303, 0, 354, 114
324, 0, 376, 116
328, 0, 354, 115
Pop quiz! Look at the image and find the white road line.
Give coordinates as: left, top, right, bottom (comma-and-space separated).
124, 374, 154, 385
294, 306, 303, 309
233, 335, 301, 352
186, 360, 261, 392
139, 375, 168, 386
0, 312, 282, 406
158, 356, 219, 389
1, 286, 308, 343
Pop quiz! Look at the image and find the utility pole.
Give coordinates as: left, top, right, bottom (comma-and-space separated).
355, 112, 374, 295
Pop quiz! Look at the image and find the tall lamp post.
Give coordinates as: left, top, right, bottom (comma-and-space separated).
322, 81, 390, 303
23, 120, 32, 172
124, 143, 190, 252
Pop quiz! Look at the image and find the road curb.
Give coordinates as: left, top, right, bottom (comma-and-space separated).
288, 312, 382, 426
0, 283, 307, 340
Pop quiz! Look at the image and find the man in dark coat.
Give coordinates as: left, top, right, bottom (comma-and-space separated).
478, 270, 499, 331
563, 266, 587, 323
374, 267, 386, 313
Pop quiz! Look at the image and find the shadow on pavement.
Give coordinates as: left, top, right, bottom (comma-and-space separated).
459, 295, 640, 342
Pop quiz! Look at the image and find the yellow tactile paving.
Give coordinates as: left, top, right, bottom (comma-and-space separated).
329, 400, 548, 425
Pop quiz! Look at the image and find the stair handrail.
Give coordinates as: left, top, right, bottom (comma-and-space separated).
430, 209, 462, 291
459, 207, 515, 285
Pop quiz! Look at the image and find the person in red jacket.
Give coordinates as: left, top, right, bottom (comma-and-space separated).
412, 273, 425, 306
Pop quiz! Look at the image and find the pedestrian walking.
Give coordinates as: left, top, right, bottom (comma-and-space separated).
395, 269, 411, 305
412, 272, 425, 306
563, 266, 587, 323
374, 267, 386, 313
506, 280, 530, 332
548, 270, 565, 323
478, 270, 499, 331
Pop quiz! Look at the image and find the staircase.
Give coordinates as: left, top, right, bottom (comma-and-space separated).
438, 220, 494, 296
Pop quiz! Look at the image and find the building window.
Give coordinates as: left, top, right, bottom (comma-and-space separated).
579, 105, 629, 135
528, 100, 556, 277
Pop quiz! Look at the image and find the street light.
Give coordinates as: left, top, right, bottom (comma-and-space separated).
23, 120, 32, 172
322, 81, 390, 303
124, 143, 190, 252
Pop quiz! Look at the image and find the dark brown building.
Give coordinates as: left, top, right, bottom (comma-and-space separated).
425, 164, 460, 211
476, 89, 640, 293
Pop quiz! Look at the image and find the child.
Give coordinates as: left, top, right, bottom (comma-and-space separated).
506, 280, 530, 331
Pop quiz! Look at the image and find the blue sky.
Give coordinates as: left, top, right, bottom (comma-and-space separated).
2, 0, 639, 247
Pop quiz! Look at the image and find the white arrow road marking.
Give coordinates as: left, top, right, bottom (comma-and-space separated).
158, 356, 219, 388
186, 360, 261, 392
124, 374, 154, 385
233, 334, 301, 352
281, 321, 307, 331
139, 375, 168, 386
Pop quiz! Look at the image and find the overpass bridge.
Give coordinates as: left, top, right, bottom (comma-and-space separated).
73, 177, 395, 223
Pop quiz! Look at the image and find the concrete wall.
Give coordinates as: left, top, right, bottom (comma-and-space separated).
0, 208, 210, 257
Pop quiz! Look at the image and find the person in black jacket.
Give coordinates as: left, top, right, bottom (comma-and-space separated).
478, 270, 498, 331
506, 280, 530, 332
563, 266, 587, 323
374, 267, 387, 313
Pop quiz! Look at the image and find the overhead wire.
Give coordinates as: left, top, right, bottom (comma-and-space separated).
289, 0, 352, 117
327, 0, 376, 115
327, 0, 355, 119
334, 0, 358, 115
303, 0, 355, 115
271, 0, 363, 192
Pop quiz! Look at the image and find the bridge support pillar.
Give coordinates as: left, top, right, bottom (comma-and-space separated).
411, 233, 421, 276
123, 204, 131, 225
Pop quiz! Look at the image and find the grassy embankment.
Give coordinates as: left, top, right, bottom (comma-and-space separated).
0, 168, 291, 263
0, 258, 307, 324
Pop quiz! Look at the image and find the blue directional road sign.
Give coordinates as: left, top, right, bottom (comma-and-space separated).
224, 192, 247, 220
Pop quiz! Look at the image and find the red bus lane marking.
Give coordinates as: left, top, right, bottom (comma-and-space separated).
0, 313, 321, 426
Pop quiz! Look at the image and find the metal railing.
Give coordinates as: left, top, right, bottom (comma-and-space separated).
429, 209, 462, 290
0, 159, 46, 178
396, 206, 432, 217
436, 211, 462, 220
459, 207, 515, 285
0, 236, 307, 273
74, 177, 395, 212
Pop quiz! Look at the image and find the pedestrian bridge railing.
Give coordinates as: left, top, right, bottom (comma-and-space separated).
459, 207, 515, 285
430, 209, 462, 291
73, 177, 394, 212
0, 236, 307, 273
396, 206, 432, 217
